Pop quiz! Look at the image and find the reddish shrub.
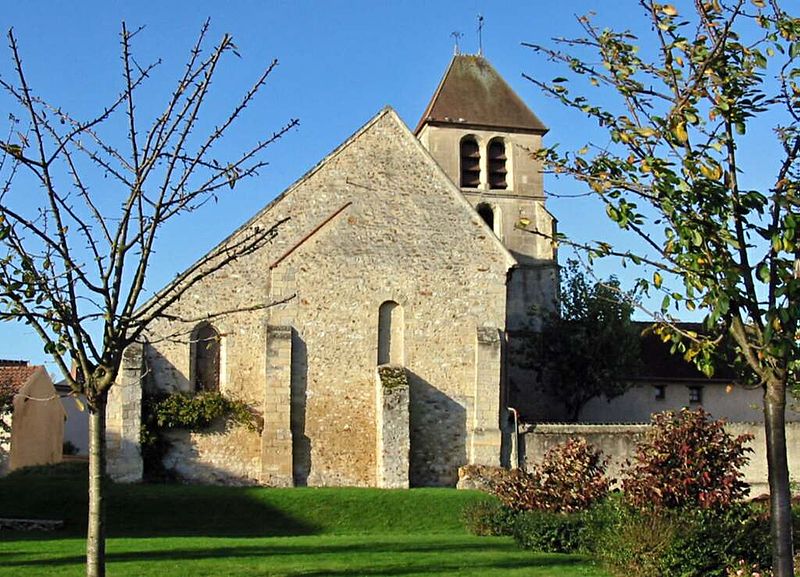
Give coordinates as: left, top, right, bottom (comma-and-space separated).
622, 408, 753, 510
494, 437, 611, 513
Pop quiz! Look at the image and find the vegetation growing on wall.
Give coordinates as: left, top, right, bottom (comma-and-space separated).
141, 391, 261, 479
378, 365, 408, 390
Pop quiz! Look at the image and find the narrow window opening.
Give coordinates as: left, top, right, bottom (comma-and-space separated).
688, 386, 703, 404
460, 136, 481, 188
193, 323, 220, 392
654, 385, 666, 400
477, 203, 494, 231
488, 138, 507, 190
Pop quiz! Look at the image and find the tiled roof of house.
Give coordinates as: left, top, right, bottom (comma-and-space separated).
415, 54, 548, 134
0, 360, 37, 393
634, 322, 737, 383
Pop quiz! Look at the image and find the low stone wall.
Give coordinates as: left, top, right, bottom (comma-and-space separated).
0, 518, 64, 531
521, 422, 800, 497
375, 365, 410, 489
163, 422, 262, 486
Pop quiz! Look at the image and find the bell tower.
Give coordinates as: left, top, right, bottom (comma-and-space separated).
416, 54, 559, 419
416, 55, 558, 329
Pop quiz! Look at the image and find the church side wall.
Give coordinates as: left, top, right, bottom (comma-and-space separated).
134, 111, 510, 487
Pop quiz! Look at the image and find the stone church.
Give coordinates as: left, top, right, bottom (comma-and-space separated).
106, 54, 558, 487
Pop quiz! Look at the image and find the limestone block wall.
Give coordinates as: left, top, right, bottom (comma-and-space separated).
134, 109, 511, 487
472, 328, 503, 465
417, 126, 545, 200
107, 344, 144, 482
418, 125, 555, 267
522, 422, 800, 497
163, 423, 261, 485
375, 365, 410, 488
522, 423, 648, 484
261, 325, 293, 486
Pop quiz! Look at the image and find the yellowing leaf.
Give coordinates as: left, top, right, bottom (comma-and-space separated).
751, 0, 765, 7
673, 121, 688, 143
653, 271, 663, 289
699, 161, 722, 180
662, 5, 678, 16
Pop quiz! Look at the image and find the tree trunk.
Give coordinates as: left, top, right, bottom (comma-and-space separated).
87, 392, 107, 577
764, 377, 794, 577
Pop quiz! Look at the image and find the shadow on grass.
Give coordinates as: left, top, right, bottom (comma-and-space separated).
0, 463, 318, 539
2, 539, 591, 574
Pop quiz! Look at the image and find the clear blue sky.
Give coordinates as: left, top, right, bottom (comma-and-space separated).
0, 1, 778, 371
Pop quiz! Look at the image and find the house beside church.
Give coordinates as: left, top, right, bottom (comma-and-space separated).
0, 360, 65, 475
106, 53, 559, 487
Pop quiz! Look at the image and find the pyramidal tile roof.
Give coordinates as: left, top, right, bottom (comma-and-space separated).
0, 360, 37, 393
415, 54, 547, 134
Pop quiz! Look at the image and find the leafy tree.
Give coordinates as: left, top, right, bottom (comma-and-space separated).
524, 1, 800, 573
533, 260, 641, 421
0, 23, 296, 577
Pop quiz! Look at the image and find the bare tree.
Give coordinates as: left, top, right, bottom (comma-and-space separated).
0, 22, 297, 577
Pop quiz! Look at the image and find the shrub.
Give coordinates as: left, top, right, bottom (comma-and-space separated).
512, 509, 587, 553
148, 391, 260, 431
461, 499, 517, 536
588, 497, 676, 577
589, 497, 771, 577
491, 468, 541, 512
493, 437, 610, 513
622, 408, 753, 510
726, 560, 772, 577
457, 464, 512, 492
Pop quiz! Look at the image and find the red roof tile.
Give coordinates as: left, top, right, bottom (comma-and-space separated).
0, 361, 38, 393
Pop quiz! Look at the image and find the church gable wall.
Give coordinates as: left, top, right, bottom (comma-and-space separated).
130, 110, 510, 486
268, 112, 509, 486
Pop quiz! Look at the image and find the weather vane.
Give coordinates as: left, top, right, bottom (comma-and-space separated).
478, 14, 484, 56
451, 31, 462, 55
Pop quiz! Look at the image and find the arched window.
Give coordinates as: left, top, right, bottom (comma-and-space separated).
377, 301, 404, 365
460, 136, 481, 188
487, 138, 508, 190
193, 323, 220, 392
477, 203, 494, 231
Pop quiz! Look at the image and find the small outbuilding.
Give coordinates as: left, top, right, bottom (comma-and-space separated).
0, 360, 65, 475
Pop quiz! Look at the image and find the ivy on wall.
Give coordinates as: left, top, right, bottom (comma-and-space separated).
141, 391, 261, 480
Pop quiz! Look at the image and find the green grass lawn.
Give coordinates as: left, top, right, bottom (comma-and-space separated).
0, 463, 610, 577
